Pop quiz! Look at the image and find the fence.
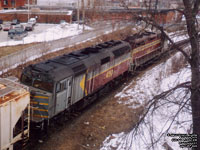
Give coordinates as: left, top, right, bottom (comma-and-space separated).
0, 24, 131, 75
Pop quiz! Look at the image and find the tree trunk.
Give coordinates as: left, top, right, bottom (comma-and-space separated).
183, 0, 200, 148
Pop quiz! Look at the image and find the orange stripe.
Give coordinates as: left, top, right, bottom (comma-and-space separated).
32, 114, 48, 118
33, 95, 49, 99
30, 101, 38, 104
32, 108, 48, 112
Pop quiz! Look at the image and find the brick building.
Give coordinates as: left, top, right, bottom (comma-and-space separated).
0, 0, 36, 9
0, 0, 25, 9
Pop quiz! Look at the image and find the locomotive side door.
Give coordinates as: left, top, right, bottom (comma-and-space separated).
55, 77, 72, 114
66, 77, 72, 108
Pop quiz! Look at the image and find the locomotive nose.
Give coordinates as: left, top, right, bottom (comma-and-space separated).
30, 90, 50, 122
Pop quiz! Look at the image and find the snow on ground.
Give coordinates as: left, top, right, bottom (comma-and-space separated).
0, 9, 27, 13
0, 23, 92, 47
168, 31, 189, 43
101, 51, 192, 150
0, 9, 73, 14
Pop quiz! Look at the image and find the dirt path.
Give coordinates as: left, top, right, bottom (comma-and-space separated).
30, 76, 144, 150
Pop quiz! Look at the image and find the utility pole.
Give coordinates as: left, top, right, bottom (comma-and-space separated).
77, 0, 80, 29
28, 0, 30, 21
82, 0, 85, 31
88, 0, 90, 8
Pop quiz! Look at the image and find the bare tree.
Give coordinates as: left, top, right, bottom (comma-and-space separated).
182, 2, 200, 149
142, 0, 200, 148
112, 0, 200, 149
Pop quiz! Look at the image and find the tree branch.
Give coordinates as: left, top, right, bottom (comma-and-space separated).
134, 81, 191, 132
137, 15, 191, 64
192, 0, 200, 15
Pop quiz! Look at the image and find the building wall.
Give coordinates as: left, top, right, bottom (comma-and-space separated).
34, 0, 183, 9
0, 0, 26, 9
153, 10, 181, 25
85, 10, 134, 22
85, 9, 180, 26
0, 11, 72, 23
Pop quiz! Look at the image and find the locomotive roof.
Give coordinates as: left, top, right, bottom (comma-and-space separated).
125, 31, 158, 43
33, 61, 74, 81
24, 40, 131, 82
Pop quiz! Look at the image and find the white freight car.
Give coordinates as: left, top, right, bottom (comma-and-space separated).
0, 77, 30, 150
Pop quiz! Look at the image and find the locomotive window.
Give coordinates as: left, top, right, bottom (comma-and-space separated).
33, 80, 53, 93
113, 49, 121, 58
150, 37, 156, 40
56, 81, 67, 93
60, 81, 67, 90
136, 43, 140, 47
136, 41, 145, 47
141, 41, 145, 45
113, 46, 130, 58
101, 57, 110, 65
21, 74, 32, 86
56, 83, 61, 93
69, 81, 71, 86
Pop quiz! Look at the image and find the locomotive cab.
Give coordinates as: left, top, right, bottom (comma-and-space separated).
21, 61, 74, 125
21, 68, 54, 124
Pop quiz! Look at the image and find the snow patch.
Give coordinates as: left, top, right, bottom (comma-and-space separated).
0, 23, 93, 47
101, 52, 192, 150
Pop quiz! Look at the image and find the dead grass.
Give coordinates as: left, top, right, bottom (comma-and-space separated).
0, 43, 38, 57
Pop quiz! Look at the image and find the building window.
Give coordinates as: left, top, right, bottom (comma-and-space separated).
11, 0, 15, 7
3, 0, 8, 5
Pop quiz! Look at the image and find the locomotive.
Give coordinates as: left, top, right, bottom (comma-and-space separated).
20, 31, 167, 128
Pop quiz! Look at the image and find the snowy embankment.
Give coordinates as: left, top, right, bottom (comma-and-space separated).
168, 31, 189, 43
0, 23, 92, 47
101, 50, 192, 150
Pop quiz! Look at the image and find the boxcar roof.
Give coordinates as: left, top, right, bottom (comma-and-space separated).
0, 78, 28, 105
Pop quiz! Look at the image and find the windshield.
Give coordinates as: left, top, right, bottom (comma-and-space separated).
21, 74, 53, 92
15, 30, 26, 35
21, 74, 32, 86
8, 30, 15, 34
33, 79, 53, 92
